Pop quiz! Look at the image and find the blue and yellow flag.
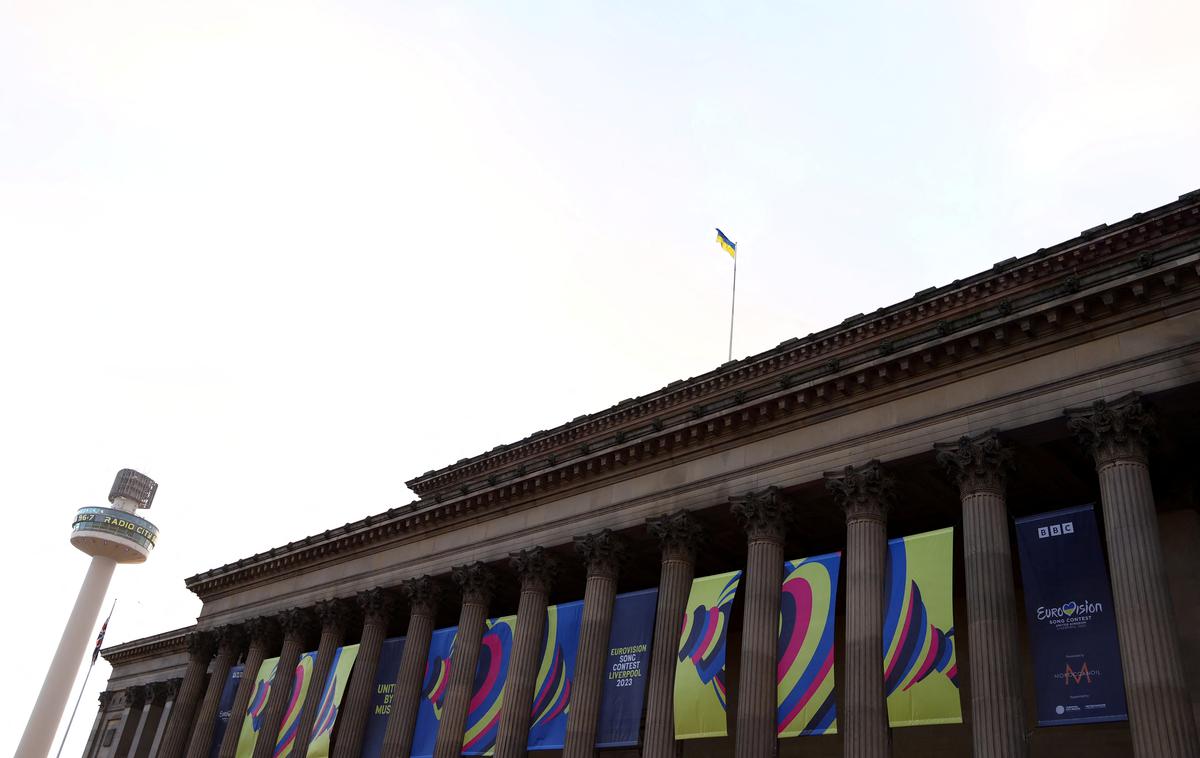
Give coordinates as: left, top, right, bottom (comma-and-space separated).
716, 228, 736, 258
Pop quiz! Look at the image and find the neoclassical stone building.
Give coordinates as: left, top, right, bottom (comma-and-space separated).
88, 189, 1200, 758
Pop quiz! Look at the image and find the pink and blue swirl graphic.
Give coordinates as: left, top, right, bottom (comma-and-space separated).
883, 538, 958, 696
676, 572, 741, 710
777, 552, 841, 737
462, 617, 515, 755
528, 601, 582, 749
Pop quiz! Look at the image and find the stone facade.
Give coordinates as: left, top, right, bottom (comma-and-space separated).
93, 191, 1200, 757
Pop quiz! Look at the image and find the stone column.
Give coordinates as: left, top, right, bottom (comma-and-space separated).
149, 679, 183, 758
158, 630, 217, 758
562, 530, 625, 758
83, 690, 113, 758
643, 510, 704, 758
114, 685, 148, 757
731, 487, 792, 758
495, 547, 557, 757
936, 432, 1028, 758
1066, 393, 1200, 757
433, 562, 496, 758
826, 461, 892, 758
218, 617, 280, 758
252, 609, 315, 758
132, 682, 172, 758
381, 576, 441, 758
292, 600, 353, 753
331, 589, 397, 758
183, 626, 245, 758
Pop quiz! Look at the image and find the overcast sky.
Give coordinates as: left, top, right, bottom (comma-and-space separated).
2, 0, 1198, 753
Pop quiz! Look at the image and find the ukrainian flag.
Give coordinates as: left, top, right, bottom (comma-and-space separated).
716, 228, 737, 258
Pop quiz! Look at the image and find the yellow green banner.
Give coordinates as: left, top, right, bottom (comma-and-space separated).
235, 656, 279, 758
883, 527, 961, 727
674, 569, 742, 740
306, 644, 361, 758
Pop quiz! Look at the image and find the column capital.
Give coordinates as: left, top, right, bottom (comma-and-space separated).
510, 547, 557, 593
98, 690, 114, 708
315, 598, 356, 633
574, 529, 626, 580
215, 624, 246, 654
276, 608, 316, 640
245, 616, 281, 648
647, 509, 704, 561
165, 678, 182, 699
402, 576, 441, 616
825, 460, 894, 523
452, 562, 496, 605
125, 685, 147, 709
185, 630, 216, 660
730, 486, 792, 543
355, 588, 397, 627
935, 431, 1012, 496
1066, 392, 1156, 465
149, 680, 173, 705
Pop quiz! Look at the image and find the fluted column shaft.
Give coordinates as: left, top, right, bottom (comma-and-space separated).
218, 620, 279, 758
827, 461, 892, 758
332, 590, 396, 758
732, 488, 790, 758
496, 548, 556, 757
643, 510, 703, 758
252, 611, 313, 758
563, 531, 624, 758
158, 632, 216, 758
1068, 394, 1200, 757
382, 577, 440, 758
937, 432, 1027, 758
289, 602, 349, 756
434, 563, 496, 758
184, 628, 244, 758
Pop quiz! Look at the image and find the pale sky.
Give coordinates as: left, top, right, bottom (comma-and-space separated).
2, 1, 1198, 753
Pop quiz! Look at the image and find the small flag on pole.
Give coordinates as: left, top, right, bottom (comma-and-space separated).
92, 603, 114, 664
716, 228, 737, 258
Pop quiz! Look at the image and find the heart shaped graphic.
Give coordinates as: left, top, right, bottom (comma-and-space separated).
1062, 602, 1078, 616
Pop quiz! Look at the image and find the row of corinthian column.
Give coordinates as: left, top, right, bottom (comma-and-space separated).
150, 392, 1196, 758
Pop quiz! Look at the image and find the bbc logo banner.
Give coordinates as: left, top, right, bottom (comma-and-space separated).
1038, 522, 1075, 539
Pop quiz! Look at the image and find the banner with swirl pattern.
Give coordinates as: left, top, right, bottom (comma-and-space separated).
304, 643, 360, 758
410, 627, 457, 757
674, 569, 743, 739
884, 527, 961, 727
528, 601, 583, 750
235, 656, 280, 758
777, 551, 841, 737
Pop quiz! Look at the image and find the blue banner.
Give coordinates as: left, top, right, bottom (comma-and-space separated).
1015, 504, 1128, 725
595, 588, 658, 748
411, 626, 457, 758
528, 601, 583, 750
358, 637, 405, 757
209, 664, 244, 758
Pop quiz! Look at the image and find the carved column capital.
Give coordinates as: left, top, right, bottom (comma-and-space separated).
357, 588, 398, 626
729, 486, 792, 543
402, 576, 441, 616
935, 431, 1013, 496
185, 630, 216, 660
98, 690, 114, 708
452, 562, 496, 605
125, 685, 147, 709
314, 598, 356, 633
149, 680, 172, 704
825, 460, 894, 524
510, 547, 557, 593
574, 529, 626, 580
1066, 392, 1155, 465
245, 616, 281, 648
647, 509, 704, 561
277, 608, 316, 640
215, 624, 246, 654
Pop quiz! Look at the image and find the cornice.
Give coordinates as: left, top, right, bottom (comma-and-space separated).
101, 626, 193, 667
185, 192, 1200, 601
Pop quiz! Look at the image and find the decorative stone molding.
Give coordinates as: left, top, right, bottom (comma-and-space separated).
452, 562, 495, 605
729, 486, 792, 542
574, 529, 625, 580
185, 630, 216, 660
149, 680, 173, 704
314, 598, 355, 633
277, 608, 316, 639
1066, 392, 1156, 465
125, 685, 147, 709
245, 616, 281, 648
402, 576, 441, 616
647, 509, 704, 561
935, 431, 1013, 495
215, 624, 246, 654
355, 588, 396, 626
825, 461, 894, 523
511, 547, 557, 593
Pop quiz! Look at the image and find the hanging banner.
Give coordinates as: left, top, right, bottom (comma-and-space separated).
358, 637, 406, 757
411, 627, 457, 758
777, 551, 841, 737
883, 527, 961, 727
463, 615, 516, 755
208, 664, 243, 758
235, 656, 280, 758
674, 569, 743, 739
1015, 504, 1127, 725
274, 651, 318, 758
595, 588, 658, 748
528, 601, 583, 750
306, 643, 361, 758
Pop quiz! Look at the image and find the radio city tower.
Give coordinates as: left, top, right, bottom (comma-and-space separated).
17, 469, 160, 758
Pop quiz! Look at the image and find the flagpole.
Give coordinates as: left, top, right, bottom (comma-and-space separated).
728, 248, 738, 362
56, 598, 116, 758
